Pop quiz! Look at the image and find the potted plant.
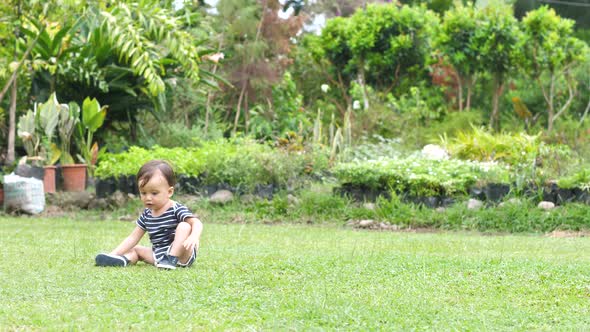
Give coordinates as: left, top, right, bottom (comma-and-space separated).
58, 100, 87, 191
17, 109, 44, 172
74, 97, 107, 178
37, 94, 61, 193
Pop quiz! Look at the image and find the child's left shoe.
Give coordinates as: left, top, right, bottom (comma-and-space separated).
95, 253, 129, 267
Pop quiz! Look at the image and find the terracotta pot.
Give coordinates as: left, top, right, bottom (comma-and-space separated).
43, 165, 57, 193
61, 164, 87, 191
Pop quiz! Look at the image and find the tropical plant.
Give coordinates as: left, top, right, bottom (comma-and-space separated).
58, 101, 79, 165
16, 92, 61, 166
74, 97, 107, 176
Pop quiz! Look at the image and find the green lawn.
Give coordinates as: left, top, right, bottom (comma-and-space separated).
2, 217, 590, 330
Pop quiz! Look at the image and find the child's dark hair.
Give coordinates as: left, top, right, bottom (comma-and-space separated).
137, 160, 176, 188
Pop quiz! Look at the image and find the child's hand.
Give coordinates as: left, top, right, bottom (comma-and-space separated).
183, 236, 199, 252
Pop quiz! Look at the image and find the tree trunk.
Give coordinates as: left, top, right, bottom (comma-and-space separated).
490, 80, 504, 132
7, 78, 17, 164
358, 69, 369, 110
456, 75, 464, 112
547, 75, 556, 132
465, 77, 474, 111
244, 90, 250, 135
233, 81, 248, 136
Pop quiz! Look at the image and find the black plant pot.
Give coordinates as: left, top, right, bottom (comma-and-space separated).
484, 183, 511, 202
469, 185, 486, 200
177, 175, 201, 195
542, 182, 559, 203
117, 175, 137, 194
15, 164, 45, 180
96, 177, 117, 198
421, 196, 440, 208
574, 188, 590, 204
205, 184, 219, 196
254, 183, 275, 199
441, 196, 455, 207
556, 187, 575, 205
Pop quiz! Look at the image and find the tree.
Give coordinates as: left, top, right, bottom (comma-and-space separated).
23, 2, 212, 142
521, 6, 589, 132
347, 4, 438, 109
435, 3, 479, 111
215, 0, 304, 135
472, 3, 522, 131
303, 16, 354, 115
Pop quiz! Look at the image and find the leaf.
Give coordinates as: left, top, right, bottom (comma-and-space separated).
82, 97, 107, 132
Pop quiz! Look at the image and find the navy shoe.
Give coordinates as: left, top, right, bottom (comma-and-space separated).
95, 253, 129, 267
156, 255, 179, 270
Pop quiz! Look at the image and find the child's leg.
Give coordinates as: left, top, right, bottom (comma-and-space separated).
169, 222, 196, 264
115, 246, 155, 265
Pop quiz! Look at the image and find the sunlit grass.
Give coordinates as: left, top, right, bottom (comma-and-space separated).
1, 217, 590, 330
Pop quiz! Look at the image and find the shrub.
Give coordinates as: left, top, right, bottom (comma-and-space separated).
95, 138, 330, 193
332, 156, 505, 197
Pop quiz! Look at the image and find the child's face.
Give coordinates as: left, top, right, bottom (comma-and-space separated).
138, 170, 174, 212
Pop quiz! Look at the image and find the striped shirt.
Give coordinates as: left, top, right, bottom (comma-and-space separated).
136, 202, 194, 251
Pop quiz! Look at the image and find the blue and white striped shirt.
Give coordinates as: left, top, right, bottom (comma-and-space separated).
136, 202, 194, 250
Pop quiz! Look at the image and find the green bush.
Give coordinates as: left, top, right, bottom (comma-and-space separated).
95, 139, 330, 192
333, 156, 506, 197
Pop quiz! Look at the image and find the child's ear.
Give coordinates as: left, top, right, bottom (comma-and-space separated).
168, 186, 174, 197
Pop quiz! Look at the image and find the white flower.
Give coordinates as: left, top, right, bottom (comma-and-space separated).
321, 84, 330, 93
18, 131, 32, 140
353, 100, 361, 110
203, 52, 224, 63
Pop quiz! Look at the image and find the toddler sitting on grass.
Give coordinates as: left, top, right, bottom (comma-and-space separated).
95, 160, 203, 270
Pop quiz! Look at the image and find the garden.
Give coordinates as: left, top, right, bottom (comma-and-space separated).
1, 0, 590, 329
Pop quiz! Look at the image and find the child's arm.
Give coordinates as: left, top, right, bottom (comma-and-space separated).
110, 226, 146, 255
182, 217, 203, 252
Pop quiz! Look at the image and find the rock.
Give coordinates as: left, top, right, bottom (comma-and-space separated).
363, 202, 376, 210
210, 189, 234, 204
118, 215, 135, 222
240, 194, 257, 204
40, 205, 66, 217
435, 207, 446, 213
287, 194, 300, 206
498, 198, 521, 207
467, 198, 484, 210
108, 191, 129, 208
421, 144, 449, 160
49, 191, 94, 209
88, 198, 108, 210
538, 201, 556, 210
358, 219, 374, 228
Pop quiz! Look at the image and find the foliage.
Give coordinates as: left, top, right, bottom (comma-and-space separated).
333, 156, 503, 196
249, 72, 310, 140
471, 3, 522, 130
95, 145, 206, 179
347, 4, 439, 91
557, 169, 590, 190
17, 92, 63, 166
521, 6, 590, 132
58, 101, 80, 165
95, 140, 330, 192
74, 97, 107, 175
434, 3, 479, 111
442, 125, 541, 166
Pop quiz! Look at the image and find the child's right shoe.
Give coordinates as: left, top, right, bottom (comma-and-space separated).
95, 253, 129, 267
156, 255, 178, 270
